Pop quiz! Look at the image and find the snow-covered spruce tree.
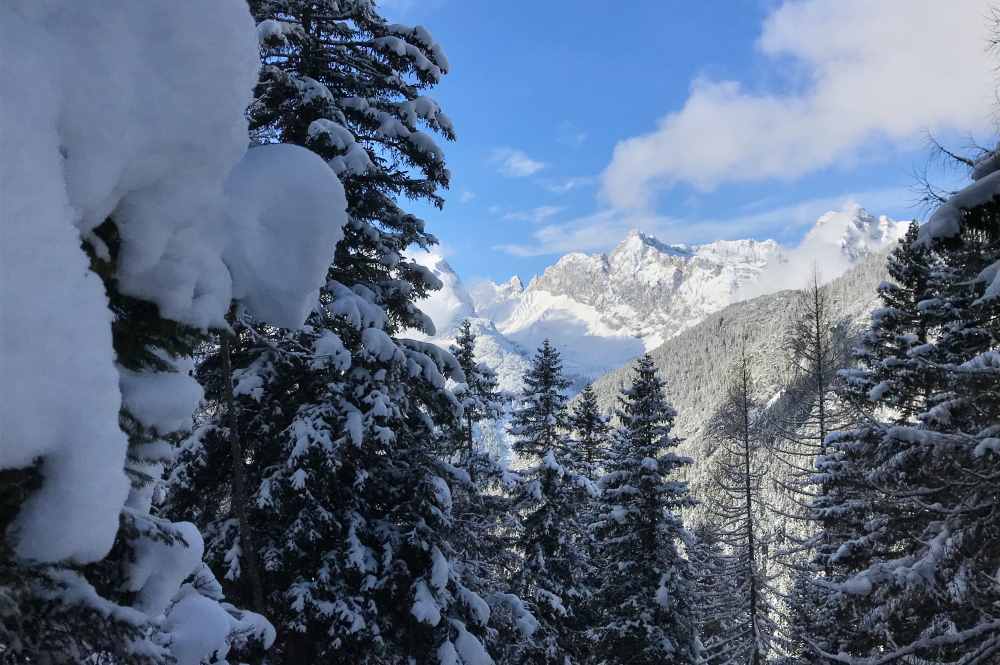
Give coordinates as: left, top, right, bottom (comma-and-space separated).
701, 345, 776, 665
508, 340, 597, 664
808, 161, 1000, 663
450, 319, 505, 462
0, 3, 348, 663
443, 320, 539, 660
590, 355, 699, 665
568, 384, 611, 476
564, 383, 611, 642
167, 4, 504, 663
78, 222, 274, 665
841, 221, 937, 423
509, 340, 572, 459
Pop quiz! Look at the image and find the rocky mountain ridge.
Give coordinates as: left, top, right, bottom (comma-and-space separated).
410, 203, 906, 393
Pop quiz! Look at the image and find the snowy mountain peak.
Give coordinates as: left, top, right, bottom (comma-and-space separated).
409, 251, 475, 335
808, 203, 908, 261
613, 229, 694, 260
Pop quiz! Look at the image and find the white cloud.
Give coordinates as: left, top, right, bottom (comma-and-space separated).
495, 187, 913, 257
503, 205, 565, 224
602, 0, 996, 208
459, 190, 476, 203
492, 147, 547, 177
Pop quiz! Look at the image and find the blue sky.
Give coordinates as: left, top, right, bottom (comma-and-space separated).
390, 0, 995, 284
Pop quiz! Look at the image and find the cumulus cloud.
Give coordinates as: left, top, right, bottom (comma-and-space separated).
491, 147, 547, 177
495, 187, 912, 257
602, 0, 996, 208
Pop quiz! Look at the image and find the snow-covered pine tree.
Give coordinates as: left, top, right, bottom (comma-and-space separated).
1, 212, 274, 665
819, 164, 1000, 663
167, 4, 505, 663
590, 355, 699, 665
450, 319, 504, 462
841, 221, 936, 422
702, 345, 776, 664
508, 340, 597, 664
564, 383, 611, 648
442, 320, 538, 660
510, 340, 571, 460
568, 384, 611, 475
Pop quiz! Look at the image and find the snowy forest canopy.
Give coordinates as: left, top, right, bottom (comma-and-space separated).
1, 2, 999, 664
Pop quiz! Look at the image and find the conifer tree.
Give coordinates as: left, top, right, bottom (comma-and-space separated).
508, 340, 596, 664
807, 155, 1000, 663
510, 340, 571, 459
167, 4, 503, 663
767, 271, 852, 656
687, 522, 743, 665
786, 225, 940, 661
2, 223, 275, 663
702, 345, 776, 664
590, 355, 699, 665
567, 384, 611, 475
450, 319, 504, 461
841, 222, 936, 422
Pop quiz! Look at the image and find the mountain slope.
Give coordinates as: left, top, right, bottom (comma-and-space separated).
584, 249, 890, 493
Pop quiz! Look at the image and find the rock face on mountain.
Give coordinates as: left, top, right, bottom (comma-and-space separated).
523, 232, 781, 347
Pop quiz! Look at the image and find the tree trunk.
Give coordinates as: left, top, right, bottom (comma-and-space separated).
221, 319, 266, 613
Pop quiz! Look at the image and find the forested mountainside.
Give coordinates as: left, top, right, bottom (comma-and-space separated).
585, 248, 890, 495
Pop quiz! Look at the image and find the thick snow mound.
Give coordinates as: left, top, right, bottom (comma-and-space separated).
224, 144, 348, 328
0, 0, 343, 564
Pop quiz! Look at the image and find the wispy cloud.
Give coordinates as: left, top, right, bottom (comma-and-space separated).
602, 0, 995, 208
491, 147, 547, 177
495, 187, 914, 257
543, 176, 597, 195
459, 190, 476, 203
503, 205, 566, 224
